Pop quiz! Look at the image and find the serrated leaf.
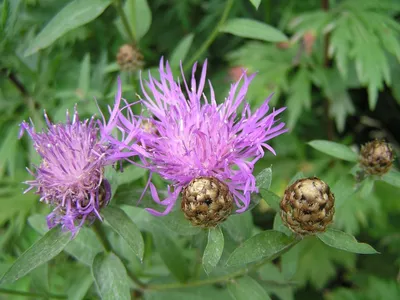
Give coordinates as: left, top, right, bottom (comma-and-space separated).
0, 227, 70, 285
249, 0, 261, 10
202, 227, 224, 274
260, 189, 280, 211
102, 206, 144, 262
317, 228, 378, 254
170, 34, 194, 69
92, 252, 130, 300
228, 276, 271, 300
308, 140, 358, 162
256, 167, 272, 190
220, 18, 288, 43
24, 0, 112, 56
226, 230, 296, 266
381, 169, 400, 188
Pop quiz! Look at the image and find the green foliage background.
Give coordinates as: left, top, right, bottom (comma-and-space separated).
0, 0, 400, 299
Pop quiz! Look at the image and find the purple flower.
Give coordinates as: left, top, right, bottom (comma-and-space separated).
114, 59, 287, 216
19, 82, 132, 236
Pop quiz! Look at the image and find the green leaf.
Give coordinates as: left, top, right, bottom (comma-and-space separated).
221, 211, 253, 243
260, 189, 281, 211
78, 53, 91, 96
0, 227, 70, 285
228, 276, 271, 300
273, 213, 292, 237
124, 0, 151, 41
256, 167, 272, 190
381, 169, 400, 188
159, 210, 201, 236
170, 34, 195, 69
92, 252, 130, 300
249, 0, 261, 10
118, 165, 147, 186
289, 171, 305, 185
28, 214, 104, 266
102, 206, 144, 262
287, 68, 312, 129
67, 268, 93, 300
152, 229, 190, 282
24, 0, 112, 56
317, 228, 378, 254
308, 140, 358, 162
226, 230, 296, 266
202, 227, 224, 274
220, 18, 288, 43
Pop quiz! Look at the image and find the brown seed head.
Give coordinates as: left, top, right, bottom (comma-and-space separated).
116, 44, 144, 72
280, 177, 335, 235
181, 177, 234, 228
359, 140, 394, 175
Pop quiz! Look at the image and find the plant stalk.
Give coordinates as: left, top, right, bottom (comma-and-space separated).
114, 0, 136, 43
183, 0, 234, 72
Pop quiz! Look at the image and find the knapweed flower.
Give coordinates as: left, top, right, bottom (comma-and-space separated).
19, 81, 135, 236
114, 59, 287, 225
359, 139, 394, 176
280, 177, 335, 235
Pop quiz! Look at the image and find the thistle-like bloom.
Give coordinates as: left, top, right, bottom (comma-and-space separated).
117, 59, 287, 217
19, 83, 132, 236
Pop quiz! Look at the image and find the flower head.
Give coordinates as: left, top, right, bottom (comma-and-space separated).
280, 177, 335, 235
114, 59, 287, 218
359, 139, 394, 176
19, 81, 135, 236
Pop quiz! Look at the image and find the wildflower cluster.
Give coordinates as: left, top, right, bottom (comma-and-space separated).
20, 59, 287, 235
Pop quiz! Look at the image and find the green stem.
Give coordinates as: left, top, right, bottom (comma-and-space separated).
114, 0, 136, 43
0, 288, 66, 299
147, 239, 300, 291
93, 221, 112, 252
183, 0, 234, 72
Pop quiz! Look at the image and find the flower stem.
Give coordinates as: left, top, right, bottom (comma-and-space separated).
93, 221, 112, 252
114, 0, 136, 43
146, 239, 300, 291
0, 288, 66, 299
183, 0, 234, 72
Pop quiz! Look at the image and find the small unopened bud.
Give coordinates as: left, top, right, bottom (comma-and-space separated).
359, 140, 394, 176
303, 31, 316, 55
181, 177, 234, 228
280, 177, 335, 235
116, 44, 144, 72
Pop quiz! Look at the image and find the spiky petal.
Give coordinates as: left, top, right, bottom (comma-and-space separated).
113, 59, 288, 216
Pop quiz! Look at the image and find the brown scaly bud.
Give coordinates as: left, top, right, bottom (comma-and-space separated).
359, 140, 394, 176
181, 177, 234, 228
280, 177, 335, 236
116, 44, 144, 72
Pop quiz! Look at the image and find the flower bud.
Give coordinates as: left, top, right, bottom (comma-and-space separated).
181, 177, 234, 227
280, 177, 335, 235
116, 44, 144, 72
359, 140, 394, 176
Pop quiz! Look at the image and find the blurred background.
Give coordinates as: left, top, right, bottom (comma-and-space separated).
1, 0, 400, 299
